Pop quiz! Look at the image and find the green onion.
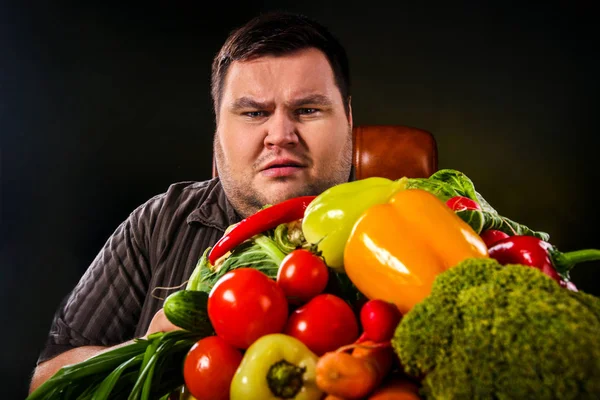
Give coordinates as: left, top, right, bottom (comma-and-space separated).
27, 330, 206, 400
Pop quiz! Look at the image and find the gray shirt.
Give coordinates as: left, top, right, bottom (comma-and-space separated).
37, 178, 241, 364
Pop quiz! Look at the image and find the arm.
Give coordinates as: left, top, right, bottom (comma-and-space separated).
29, 196, 168, 393
29, 308, 178, 393
29, 345, 119, 394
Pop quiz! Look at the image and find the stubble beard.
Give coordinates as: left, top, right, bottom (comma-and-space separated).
214, 127, 352, 218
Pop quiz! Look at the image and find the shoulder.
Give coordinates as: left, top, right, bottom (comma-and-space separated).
135, 178, 221, 214
166, 178, 222, 201
126, 177, 236, 233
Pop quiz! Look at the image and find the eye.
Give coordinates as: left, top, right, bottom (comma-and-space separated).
296, 108, 318, 115
297, 108, 319, 114
244, 111, 266, 118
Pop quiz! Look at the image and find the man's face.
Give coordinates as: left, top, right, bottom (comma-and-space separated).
214, 48, 353, 217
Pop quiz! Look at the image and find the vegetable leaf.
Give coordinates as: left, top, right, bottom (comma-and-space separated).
404, 168, 549, 240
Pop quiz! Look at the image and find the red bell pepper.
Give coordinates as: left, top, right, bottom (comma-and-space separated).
487, 235, 600, 290
208, 196, 316, 265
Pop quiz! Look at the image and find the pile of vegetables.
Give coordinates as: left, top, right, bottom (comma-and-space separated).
27, 169, 600, 400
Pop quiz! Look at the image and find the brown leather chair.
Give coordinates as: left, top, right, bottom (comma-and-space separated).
353, 125, 437, 180
213, 125, 438, 180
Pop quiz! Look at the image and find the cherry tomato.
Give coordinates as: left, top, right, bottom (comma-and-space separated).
276, 249, 329, 304
208, 268, 289, 349
183, 335, 243, 400
359, 299, 402, 343
480, 229, 510, 248
284, 293, 359, 356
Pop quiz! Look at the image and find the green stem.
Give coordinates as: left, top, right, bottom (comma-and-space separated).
266, 359, 306, 399
93, 353, 145, 400
554, 248, 600, 274
186, 247, 211, 290
254, 235, 287, 265
26, 341, 149, 400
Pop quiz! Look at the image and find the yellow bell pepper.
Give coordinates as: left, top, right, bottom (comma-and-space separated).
344, 189, 489, 314
230, 333, 322, 400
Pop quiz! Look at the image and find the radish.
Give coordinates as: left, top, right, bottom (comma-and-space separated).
356, 299, 402, 343
445, 196, 481, 211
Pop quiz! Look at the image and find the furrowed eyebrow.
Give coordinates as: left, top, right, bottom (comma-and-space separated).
228, 94, 333, 112
229, 97, 273, 111
288, 94, 333, 108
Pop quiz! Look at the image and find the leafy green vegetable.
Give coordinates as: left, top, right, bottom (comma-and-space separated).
455, 207, 550, 239
191, 233, 286, 293
26, 324, 207, 400
404, 168, 550, 240
392, 257, 600, 399
188, 222, 307, 293
27, 339, 150, 400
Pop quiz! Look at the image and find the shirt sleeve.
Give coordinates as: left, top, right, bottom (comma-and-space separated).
36, 196, 162, 364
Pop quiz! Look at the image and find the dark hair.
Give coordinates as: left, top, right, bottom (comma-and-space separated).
211, 11, 351, 118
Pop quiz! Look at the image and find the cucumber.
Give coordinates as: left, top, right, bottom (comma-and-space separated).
163, 289, 214, 334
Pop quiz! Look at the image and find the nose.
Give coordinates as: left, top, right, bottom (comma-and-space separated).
264, 110, 299, 149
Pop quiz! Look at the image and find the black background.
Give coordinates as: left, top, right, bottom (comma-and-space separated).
2, 2, 599, 398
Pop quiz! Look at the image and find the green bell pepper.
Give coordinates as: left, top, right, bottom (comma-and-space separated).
229, 333, 322, 400
301, 177, 407, 270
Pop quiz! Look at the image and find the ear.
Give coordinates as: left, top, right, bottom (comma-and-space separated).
347, 96, 353, 129
212, 131, 220, 178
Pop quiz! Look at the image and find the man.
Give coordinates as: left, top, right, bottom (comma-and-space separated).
29, 11, 354, 392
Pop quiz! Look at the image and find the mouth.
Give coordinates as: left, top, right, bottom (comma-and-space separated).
260, 159, 306, 178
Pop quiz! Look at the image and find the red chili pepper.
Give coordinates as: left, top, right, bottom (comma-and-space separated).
487, 235, 600, 290
208, 196, 316, 265
479, 229, 510, 248
446, 196, 481, 211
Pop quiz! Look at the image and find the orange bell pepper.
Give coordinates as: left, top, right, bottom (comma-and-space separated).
344, 189, 489, 314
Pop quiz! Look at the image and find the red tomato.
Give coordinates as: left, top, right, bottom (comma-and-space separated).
284, 293, 359, 356
183, 335, 243, 400
276, 249, 329, 304
480, 229, 510, 248
208, 268, 289, 349
359, 299, 402, 342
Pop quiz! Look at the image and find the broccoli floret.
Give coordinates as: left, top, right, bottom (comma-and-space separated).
567, 288, 600, 324
392, 257, 600, 399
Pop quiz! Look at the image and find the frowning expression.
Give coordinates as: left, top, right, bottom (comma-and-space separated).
214, 47, 353, 217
